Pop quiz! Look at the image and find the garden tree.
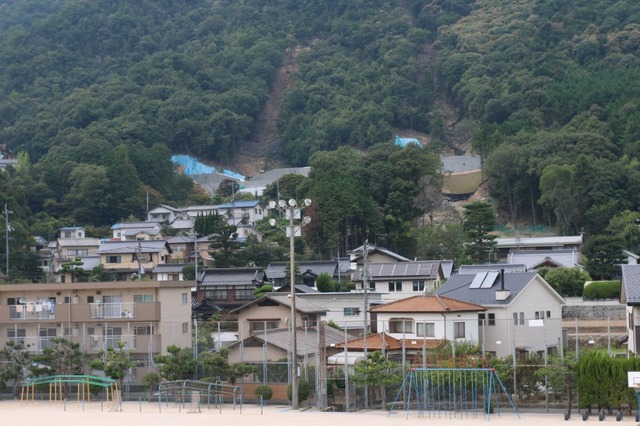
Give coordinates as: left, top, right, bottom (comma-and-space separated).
534, 355, 577, 415
253, 284, 273, 298
316, 272, 337, 292
31, 338, 84, 396
412, 174, 444, 227
199, 347, 255, 384
89, 342, 138, 389
462, 201, 497, 263
235, 234, 285, 267
91, 265, 118, 282
208, 218, 240, 269
153, 345, 196, 381
582, 235, 626, 280
351, 350, 402, 408
141, 372, 162, 402
543, 267, 591, 297
0, 340, 31, 396
61, 256, 87, 283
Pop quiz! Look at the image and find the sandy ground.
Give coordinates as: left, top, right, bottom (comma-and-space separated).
1, 400, 638, 426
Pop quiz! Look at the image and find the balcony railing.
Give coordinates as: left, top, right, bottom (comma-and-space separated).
9, 304, 56, 320
90, 302, 136, 319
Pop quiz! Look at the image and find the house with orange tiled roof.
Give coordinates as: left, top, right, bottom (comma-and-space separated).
369, 295, 486, 345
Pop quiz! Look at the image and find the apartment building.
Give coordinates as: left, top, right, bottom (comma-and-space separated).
0, 280, 193, 382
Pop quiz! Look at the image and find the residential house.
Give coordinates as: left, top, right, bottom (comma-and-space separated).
507, 249, 582, 270
349, 245, 411, 266
110, 222, 164, 241
297, 291, 383, 334
147, 205, 181, 224
435, 270, 566, 358
266, 260, 340, 288
0, 280, 193, 383
195, 267, 268, 311
369, 295, 485, 346
620, 264, 640, 354
47, 227, 101, 283
494, 235, 583, 262
351, 261, 445, 302
96, 240, 173, 282
217, 200, 266, 226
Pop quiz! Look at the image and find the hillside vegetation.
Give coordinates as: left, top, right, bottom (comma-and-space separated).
1, 0, 640, 280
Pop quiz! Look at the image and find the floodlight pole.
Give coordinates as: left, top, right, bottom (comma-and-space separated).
269, 198, 312, 410
4, 203, 11, 282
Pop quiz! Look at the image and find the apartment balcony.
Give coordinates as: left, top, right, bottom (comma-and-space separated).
2, 302, 160, 323
0, 334, 162, 355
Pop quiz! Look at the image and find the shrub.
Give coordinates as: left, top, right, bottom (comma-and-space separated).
254, 385, 273, 401
287, 378, 311, 402
583, 281, 620, 300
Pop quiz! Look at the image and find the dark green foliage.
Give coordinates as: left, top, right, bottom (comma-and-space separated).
582, 281, 620, 300
254, 385, 273, 401
543, 267, 592, 297
577, 350, 640, 411
153, 344, 196, 381
462, 201, 497, 263
0, 340, 31, 396
582, 235, 626, 280
287, 378, 311, 402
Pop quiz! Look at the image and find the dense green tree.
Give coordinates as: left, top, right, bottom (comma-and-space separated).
89, 342, 138, 389
31, 338, 84, 379
582, 235, 626, 280
351, 350, 402, 408
462, 201, 498, 263
153, 344, 196, 381
0, 340, 31, 396
543, 267, 592, 297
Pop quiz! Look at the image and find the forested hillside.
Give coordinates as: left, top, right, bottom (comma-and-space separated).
1, 0, 640, 281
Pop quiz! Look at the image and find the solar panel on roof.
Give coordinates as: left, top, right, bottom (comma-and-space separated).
469, 272, 487, 289
480, 271, 500, 288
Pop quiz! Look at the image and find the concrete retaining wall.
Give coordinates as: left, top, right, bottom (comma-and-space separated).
562, 303, 625, 320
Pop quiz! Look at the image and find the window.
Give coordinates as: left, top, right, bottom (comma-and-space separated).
205, 289, 228, 300
388, 281, 403, 292
412, 281, 425, 292
8, 328, 26, 344
134, 326, 152, 335
87, 296, 95, 304
513, 312, 518, 326
134, 294, 154, 303
389, 318, 413, 333
182, 322, 188, 334
417, 322, 435, 337
478, 313, 485, 326
7, 297, 17, 305
454, 322, 465, 339
369, 281, 376, 291
519, 312, 524, 325
68, 249, 88, 256
249, 321, 279, 332
546, 311, 551, 318
181, 293, 188, 304
488, 313, 495, 326
344, 307, 361, 316
106, 255, 121, 264
235, 289, 254, 300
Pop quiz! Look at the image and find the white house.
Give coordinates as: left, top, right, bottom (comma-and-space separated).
369, 295, 485, 344
435, 270, 565, 358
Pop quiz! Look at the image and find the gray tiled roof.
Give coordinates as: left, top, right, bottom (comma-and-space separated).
231, 293, 327, 314
152, 264, 187, 273
97, 240, 170, 254
622, 264, 640, 305
241, 323, 349, 356
266, 261, 338, 279
508, 249, 580, 269
199, 268, 265, 286
458, 264, 527, 275
435, 272, 538, 305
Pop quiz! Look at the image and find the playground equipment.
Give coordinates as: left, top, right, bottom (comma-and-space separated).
20, 375, 118, 404
157, 380, 242, 412
389, 368, 519, 420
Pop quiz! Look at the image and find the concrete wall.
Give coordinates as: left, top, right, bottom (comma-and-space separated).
562, 304, 625, 320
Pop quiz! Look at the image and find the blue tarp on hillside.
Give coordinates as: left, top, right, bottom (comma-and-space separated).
171, 155, 216, 175
394, 135, 422, 148
222, 169, 245, 181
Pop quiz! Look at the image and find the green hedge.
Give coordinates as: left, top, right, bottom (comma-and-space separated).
583, 281, 620, 300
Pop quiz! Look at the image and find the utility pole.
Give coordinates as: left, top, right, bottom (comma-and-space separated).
362, 240, 369, 409
4, 203, 11, 282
